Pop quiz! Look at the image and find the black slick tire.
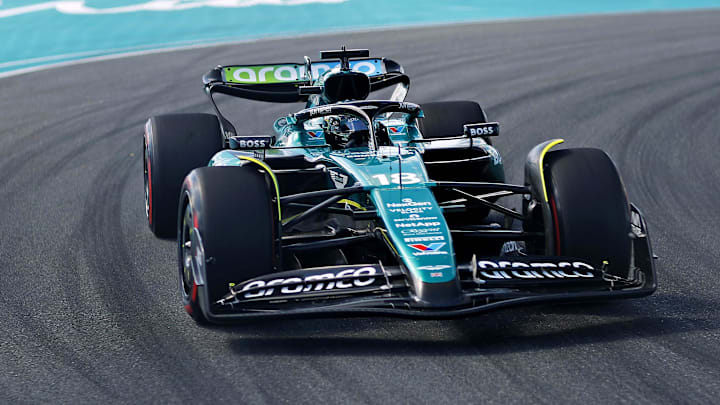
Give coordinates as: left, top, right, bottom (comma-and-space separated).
178, 165, 280, 323
419, 101, 498, 221
545, 148, 632, 278
144, 114, 223, 238
418, 101, 490, 144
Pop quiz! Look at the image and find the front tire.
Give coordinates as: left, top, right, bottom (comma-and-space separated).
178, 166, 280, 323
544, 148, 632, 278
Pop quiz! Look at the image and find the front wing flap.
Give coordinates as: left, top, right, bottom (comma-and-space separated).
201, 227, 655, 323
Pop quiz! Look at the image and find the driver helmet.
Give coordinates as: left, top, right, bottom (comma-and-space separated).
324, 115, 369, 149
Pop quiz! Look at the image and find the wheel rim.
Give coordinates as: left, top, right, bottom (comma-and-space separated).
180, 203, 194, 298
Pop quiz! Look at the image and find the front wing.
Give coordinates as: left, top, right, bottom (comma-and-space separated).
196, 214, 656, 323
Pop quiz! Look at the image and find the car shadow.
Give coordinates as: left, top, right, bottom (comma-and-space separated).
219, 293, 719, 357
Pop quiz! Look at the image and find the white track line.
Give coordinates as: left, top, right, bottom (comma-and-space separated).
0, 8, 711, 80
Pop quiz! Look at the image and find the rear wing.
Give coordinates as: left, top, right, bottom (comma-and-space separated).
203, 56, 409, 139
202, 57, 408, 103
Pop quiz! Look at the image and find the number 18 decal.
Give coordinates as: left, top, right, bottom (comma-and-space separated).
371, 173, 422, 185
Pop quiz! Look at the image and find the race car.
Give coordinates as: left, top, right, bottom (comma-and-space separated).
143, 47, 656, 324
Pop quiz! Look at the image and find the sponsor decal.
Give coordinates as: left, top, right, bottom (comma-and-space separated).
227, 64, 301, 84
400, 228, 442, 235
388, 207, 433, 214
229, 136, 273, 149
430, 272, 444, 278
333, 150, 375, 160
331, 147, 414, 162
403, 236, 444, 242
232, 266, 381, 300
395, 221, 442, 228
409, 242, 446, 252
464, 122, 499, 137
500, 241, 524, 256
307, 130, 323, 139
388, 126, 405, 134
329, 169, 349, 189
394, 215, 437, 222
475, 260, 597, 280
224, 59, 384, 84
417, 265, 452, 271
408, 243, 448, 256
376, 146, 415, 157
312, 59, 384, 78
398, 102, 418, 112
386, 198, 431, 208
308, 106, 332, 117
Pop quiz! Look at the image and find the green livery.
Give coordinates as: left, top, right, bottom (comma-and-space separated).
144, 48, 656, 324
211, 144, 458, 284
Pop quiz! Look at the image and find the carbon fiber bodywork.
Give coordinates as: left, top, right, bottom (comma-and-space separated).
152, 48, 656, 323
194, 198, 655, 322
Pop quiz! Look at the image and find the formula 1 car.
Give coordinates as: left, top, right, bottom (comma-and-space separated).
143, 48, 656, 324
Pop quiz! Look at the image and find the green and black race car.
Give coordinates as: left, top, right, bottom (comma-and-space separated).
143, 48, 656, 324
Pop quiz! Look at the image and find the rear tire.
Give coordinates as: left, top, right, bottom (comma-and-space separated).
419, 101, 500, 221
178, 166, 280, 323
144, 114, 223, 238
418, 101, 491, 144
545, 148, 632, 278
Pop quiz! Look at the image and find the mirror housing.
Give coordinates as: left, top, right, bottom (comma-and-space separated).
299, 86, 322, 95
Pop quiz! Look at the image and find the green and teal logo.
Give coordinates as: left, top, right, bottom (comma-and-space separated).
225, 64, 304, 84
224, 59, 384, 84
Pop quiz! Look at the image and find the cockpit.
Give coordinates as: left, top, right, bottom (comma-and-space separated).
291, 101, 422, 151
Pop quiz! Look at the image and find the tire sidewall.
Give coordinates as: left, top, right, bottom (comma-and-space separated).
177, 191, 207, 323
545, 148, 632, 278
144, 114, 223, 238
178, 165, 279, 317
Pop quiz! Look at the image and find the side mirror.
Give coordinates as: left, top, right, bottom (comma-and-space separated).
299, 86, 322, 95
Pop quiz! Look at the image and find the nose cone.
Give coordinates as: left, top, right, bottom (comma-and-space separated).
370, 187, 464, 308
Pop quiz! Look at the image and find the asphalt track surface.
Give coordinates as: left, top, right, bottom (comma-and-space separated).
1, 10, 720, 404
